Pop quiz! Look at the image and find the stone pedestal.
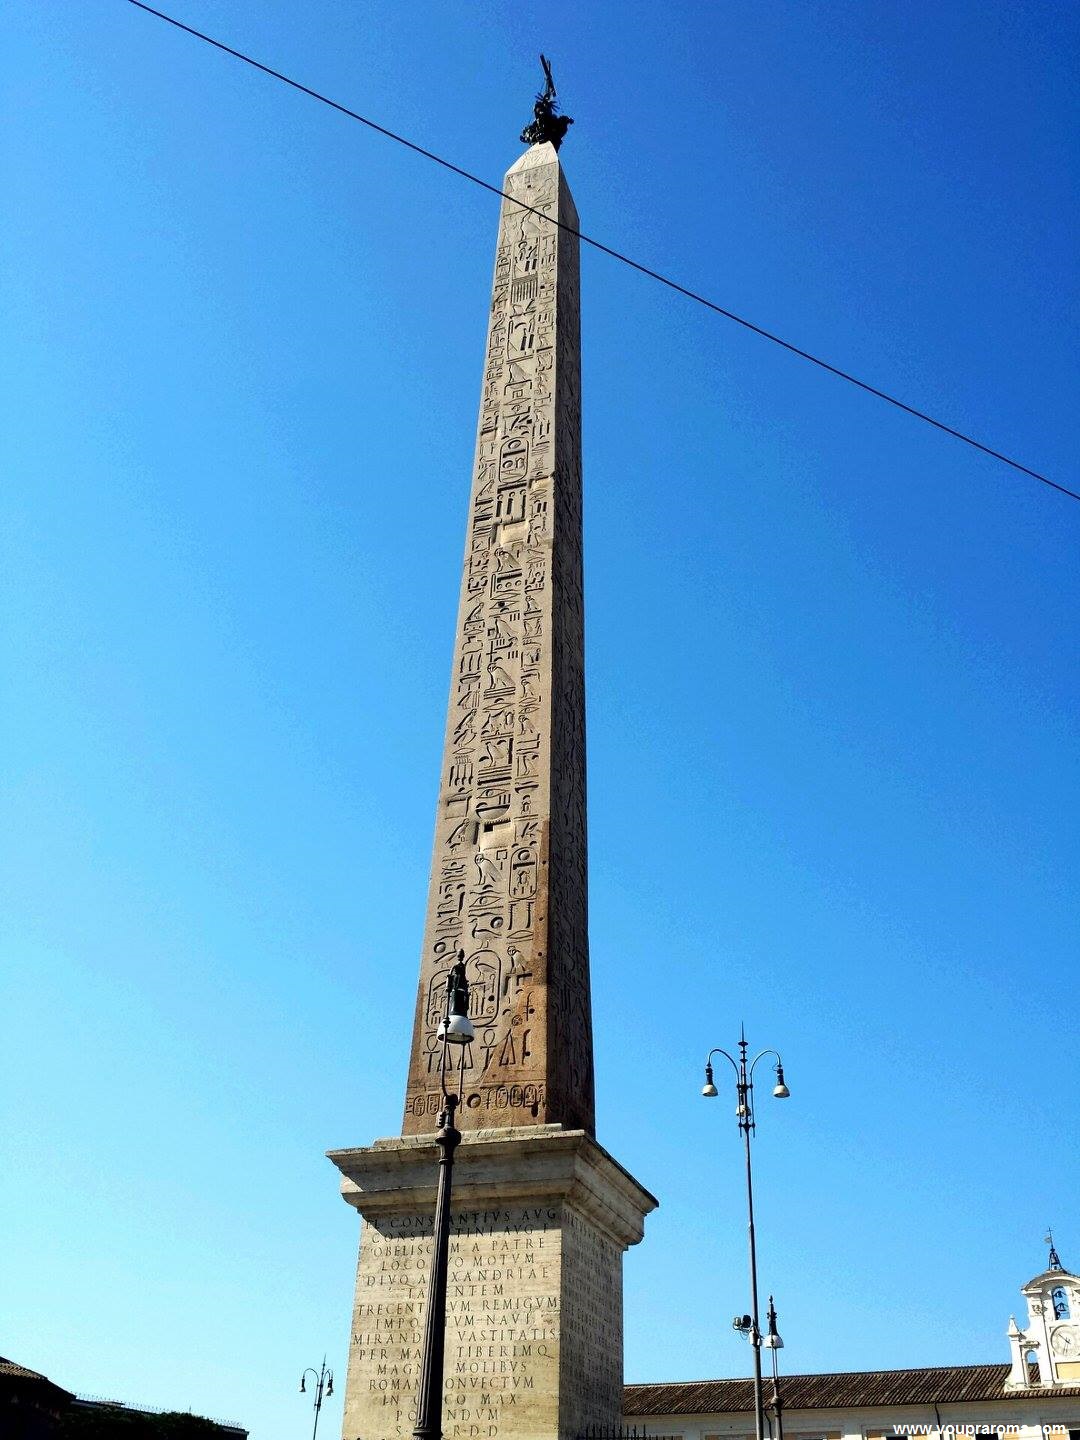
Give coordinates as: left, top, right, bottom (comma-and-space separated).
329, 1127, 656, 1440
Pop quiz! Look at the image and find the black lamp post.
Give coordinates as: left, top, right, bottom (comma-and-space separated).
702, 1027, 790, 1440
763, 1295, 785, 1440
413, 951, 474, 1440
299, 1358, 334, 1440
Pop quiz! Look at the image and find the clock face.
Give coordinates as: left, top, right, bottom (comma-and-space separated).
1051, 1324, 1080, 1356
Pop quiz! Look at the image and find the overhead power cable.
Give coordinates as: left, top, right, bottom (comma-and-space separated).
127, 0, 1077, 504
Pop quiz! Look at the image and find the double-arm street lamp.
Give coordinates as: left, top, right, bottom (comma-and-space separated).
413, 951, 474, 1440
299, 1358, 333, 1440
702, 1028, 790, 1440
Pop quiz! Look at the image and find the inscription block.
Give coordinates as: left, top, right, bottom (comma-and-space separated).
349, 1205, 561, 1440
330, 1128, 657, 1440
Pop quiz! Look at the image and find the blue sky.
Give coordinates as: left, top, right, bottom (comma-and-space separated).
2, 3, 1077, 1438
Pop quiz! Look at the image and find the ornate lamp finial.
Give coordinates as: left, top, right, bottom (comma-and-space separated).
520, 53, 574, 152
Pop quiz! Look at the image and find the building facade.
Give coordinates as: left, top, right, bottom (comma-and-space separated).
624, 1253, 1080, 1440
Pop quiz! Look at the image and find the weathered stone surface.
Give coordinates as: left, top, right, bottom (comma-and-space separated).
329, 1130, 656, 1440
402, 143, 593, 1137
332, 141, 658, 1440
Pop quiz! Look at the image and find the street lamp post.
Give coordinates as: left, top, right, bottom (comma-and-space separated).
413, 951, 474, 1440
299, 1358, 334, 1440
702, 1027, 790, 1440
763, 1295, 785, 1440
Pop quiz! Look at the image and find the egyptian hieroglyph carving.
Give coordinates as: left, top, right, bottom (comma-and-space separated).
402, 144, 594, 1136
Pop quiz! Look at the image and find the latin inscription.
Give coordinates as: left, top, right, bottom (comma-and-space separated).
343, 1203, 622, 1440
558, 1207, 623, 1432
345, 1206, 562, 1440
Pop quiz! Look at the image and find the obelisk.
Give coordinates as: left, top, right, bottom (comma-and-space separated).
329, 68, 656, 1440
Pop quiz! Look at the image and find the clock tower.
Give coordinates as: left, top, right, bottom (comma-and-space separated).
1006, 1236, 1080, 1389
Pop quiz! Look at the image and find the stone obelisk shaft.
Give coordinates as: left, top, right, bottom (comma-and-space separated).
402, 143, 593, 1137
330, 140, 656, 1440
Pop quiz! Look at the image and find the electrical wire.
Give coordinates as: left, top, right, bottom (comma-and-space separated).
126, 0, 1077, 504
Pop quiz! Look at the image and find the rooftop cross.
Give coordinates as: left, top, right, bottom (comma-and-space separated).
520, 53, 574, 151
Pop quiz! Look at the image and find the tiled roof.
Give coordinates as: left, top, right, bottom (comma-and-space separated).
624, 1363, 1080, 1415
0, 1357, 51, 1381
0, 1356, 75, 1402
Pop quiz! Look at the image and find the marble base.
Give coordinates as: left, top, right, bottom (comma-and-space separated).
328, 1126, 656, 1440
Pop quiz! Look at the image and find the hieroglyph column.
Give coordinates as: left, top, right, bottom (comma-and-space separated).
330, 142, 655, 1440
402, 142, 593, 1139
